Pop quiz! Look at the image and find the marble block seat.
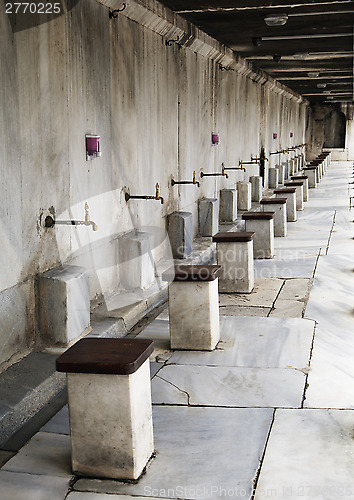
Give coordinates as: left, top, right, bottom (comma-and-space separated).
284, 181, 304, 211
302, 167, 318, 188
162, 265, 222, 351
56, 338, 154, 480
291, 175, 309, 202
260, 198, 287, 237
274, 188, 297, 222
241, 212, 275, 259
212, 232, 255, 293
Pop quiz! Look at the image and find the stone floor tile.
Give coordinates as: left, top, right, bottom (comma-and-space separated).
41, 406, 69, 435
0, 470, 70, 500
269, 300, 305, 318
277, 278, 311, 301
2, 432, 71, 477
0, 450, 16, 468
219, 278, 283, 308
152, 365, 305, 408
74, 406, 274, 499
254, 409, 354, 499
219, 305, 271, 316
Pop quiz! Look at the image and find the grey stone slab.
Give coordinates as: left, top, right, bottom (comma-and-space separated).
0, 470, 70, 500
150, 362, 162, 378
269, 300, 305, 318
253, 253, 318, 279
254, 409, 354, 499
152, 365, 305, 407
3, 432, 71, 477
0, 450, 16, 467
119, 231, 156, 290
198, 198, 219, 237
219, 189, 237, 222
74, 406, 274, 499
219, 278, 284, 307
167, 211, 193, 259
40, 406, 69, 435
219, 306, 271, 317
277, 278, 311, 301
88, 315, 126, 338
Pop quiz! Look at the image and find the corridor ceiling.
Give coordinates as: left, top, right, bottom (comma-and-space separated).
158, 0, 354, 104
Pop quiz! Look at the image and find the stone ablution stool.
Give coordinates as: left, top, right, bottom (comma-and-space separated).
237, 181, 252, 211
276, 164, 285, 185
308, 162, 321, 182
212, 232, 255, 293
241, 212, 275, 259
268, 167, 279, 189
260, 198, 287, 237
274, 188, 297, 222
56, 338, 154, 480
303, 167, 317, 189
250, 176, 263, 203
162, 265, 222, 350
291, 175, 309, 202
284, 181, 304, 211
220, 189, 237, 222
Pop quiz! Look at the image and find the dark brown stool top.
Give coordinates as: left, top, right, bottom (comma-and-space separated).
242, 211, 275, 220
162, 264, 222, 282
56, 338, 154, 375
303, 166, 318, 170
291, 176, 308, 180
261, 198, 287, 204
213, 231, 255, 243
284, 181, 304, 187
274, 188, 296, 194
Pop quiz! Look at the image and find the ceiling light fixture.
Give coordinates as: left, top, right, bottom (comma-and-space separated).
317, 83, 327, 88
252, 37, 262, 47
264, 14, 288, 27
307, 71, 320, 78
293, 53, 309, 60
273, 54, 281, 63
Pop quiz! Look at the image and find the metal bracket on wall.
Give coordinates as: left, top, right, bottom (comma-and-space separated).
166, 36, 180, 46
109, 3, 126, 18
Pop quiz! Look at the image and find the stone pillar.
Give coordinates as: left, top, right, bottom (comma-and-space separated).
291, 176, 309, 202
303, 167, 317, 188
213, 232, 254, 293
237, 181, 252, 211
120, 231, 156, 290
199, 198, 219, 237
268, 168, 279, 189
250, 176, 263, 202
284, 181, 304, 211
163, 265, 221, 350
56, 338, 154, 480
242, 212, 275, 259
260, 198, 287, 237
274, 188, 297, 222
167, 211, 193, 259
38, 265, 90, 346
276, 164, 285, 185
219, 189, 237, 222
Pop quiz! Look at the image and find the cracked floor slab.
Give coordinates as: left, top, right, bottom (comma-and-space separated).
219, 278, 284, 308
73, 406, 274, 499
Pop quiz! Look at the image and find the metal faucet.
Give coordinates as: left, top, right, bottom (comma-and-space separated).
125, 183, 165, 204
76, 202, 98, 231
45, 202, 98, 231
200, 164, 229, 179
171, 170, 200, 187
239, 160, 257, 169
224, 161, 246, 172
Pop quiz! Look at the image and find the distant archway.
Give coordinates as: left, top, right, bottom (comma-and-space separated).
323, 110, 346, 148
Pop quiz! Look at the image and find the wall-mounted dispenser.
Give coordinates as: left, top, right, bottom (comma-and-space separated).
86, 134, 101, 161
212, 133, 219, 145
290, 132, 294, 138
273, 133, 278, 140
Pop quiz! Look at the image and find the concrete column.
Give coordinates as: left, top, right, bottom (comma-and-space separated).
219, 189, 237, 222
56, 338, 154, 480
38, 265, 90, 346
260, 198, 287, 237
167, 211, 193, 259
199, 198, 219, 236
274, 188, 297, 222
250, 176, 263, 202
237, 182, 252, 211
276, 164, 285, 185
165, 265, 221, 350
213, 232, 254, 293
120, 231, 156, 290
284, 181, 304, 211
291, 176, 309, 202
281, 162, 289, 180
242, 212, 275, 259
268, 168, 279, 189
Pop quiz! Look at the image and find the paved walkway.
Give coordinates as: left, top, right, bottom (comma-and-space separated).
1, 161, 354, 500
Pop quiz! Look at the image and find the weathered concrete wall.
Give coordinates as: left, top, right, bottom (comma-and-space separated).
0, 0, 307, 365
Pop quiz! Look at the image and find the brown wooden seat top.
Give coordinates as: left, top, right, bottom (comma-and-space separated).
162, 264, 222, 282
274, 188, 296, 194
291, 176, 308, 180
242, 211, 275, 220
284, 181, 304, 186
260, 198, 287, 204
56, 338, 154, 375
212, 231, 255, 243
